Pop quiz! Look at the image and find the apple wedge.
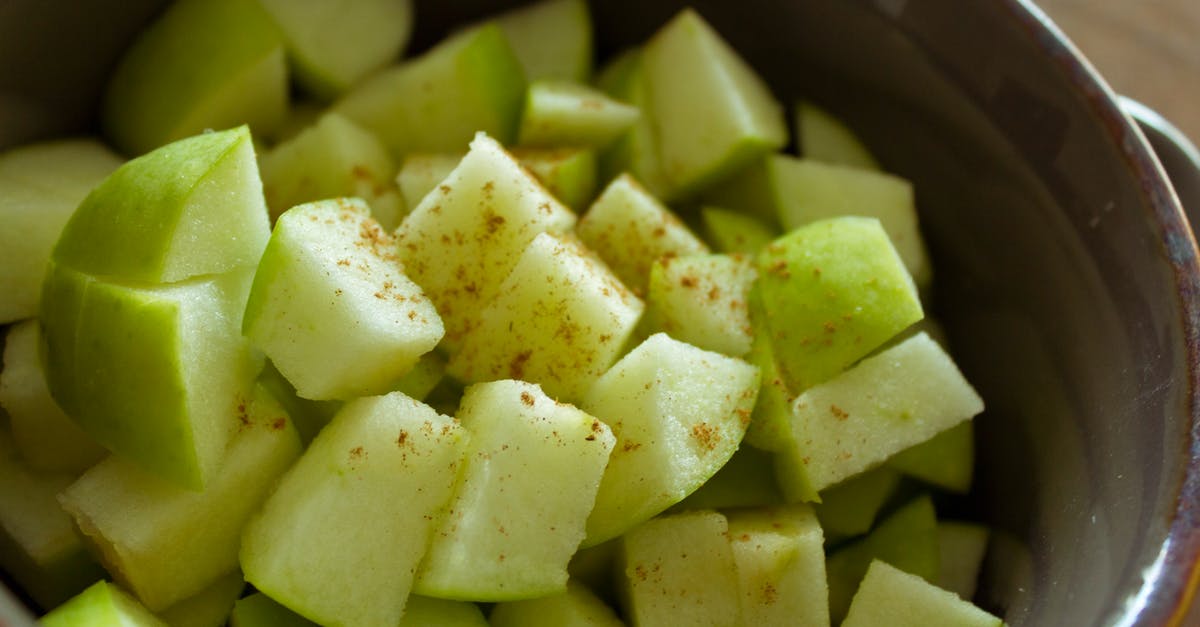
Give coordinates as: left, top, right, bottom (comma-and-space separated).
40, 581, 166, 627
842, 560, 1003, 627
492, 0, 592, 83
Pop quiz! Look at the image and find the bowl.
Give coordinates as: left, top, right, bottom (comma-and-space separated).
2, 1, 1198, 625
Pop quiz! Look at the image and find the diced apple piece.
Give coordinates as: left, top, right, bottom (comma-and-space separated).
259, 113, 403, 229
42, 263, 261, 490
102, 0, 286, 155
0, 320, 105, 473
489, 580, 623, 627
333, 24, 525, 157
774, 332, 983, 497
595, 50, 670, 197
258, 0, 413, 100
395, 133, 577, 350
813, 467, 902, 542
59, 386, 301, 611
754, 216, 923, 394
618, 510, 742, 625
156, 571, 244, 627
795, 101, 880, 170
581, 333, 758, 545
645, 253, 754, 357
493, 0, 592, 82
398, 596, 487, 627
396, 153, 462, 211
518, 81, 639, 149
826, 495, 940, 622
699, 206, 778, 254
727, 505, 829, 626
230, 592, 316, 627
642, 9, 787, 199
937, 522, 990, 600
53, 126, 269, 285
0, 430, 104, 610
511, 147, 598, 209
887, 420, 975, 493
448, 233, 643, 402
576, 173, 709, 294
244, 198, 443, 401
240, 393, 467, 627
415, 380, 615, 600
671, 445, 782, 512
41, 581, 166, 627
842, 560, 1004, 627
0, 139, 122, 323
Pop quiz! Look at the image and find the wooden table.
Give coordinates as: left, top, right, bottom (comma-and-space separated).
1035, 0, 1200, 144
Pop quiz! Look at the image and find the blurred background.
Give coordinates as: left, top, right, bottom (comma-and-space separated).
1037, 0, 1200, 143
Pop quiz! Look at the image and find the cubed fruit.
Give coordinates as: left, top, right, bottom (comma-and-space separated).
59, 386, 302, 611
0, 429, 104, 610
155, 571, 244, 627
517, 81, 639, 149
753, 216, 923, 395
243, 198, 443, 401
333, 24, 525, 157
0, 139, 122, 323
102, 0, 286, 155
259, 113, 404, 229
618, 510, 743, 625
489, 580, 624, 627
448, 233, 643, 403
492, 0, 592, 83
394, 133, 577, 350
645, 253, 755, 357
670, 445, 782, 512
415, 380, 615, 601
795, 101, 880, 170
641, 9, 787, 199
774, 332, 983, 497
595, 50, 670, 197
258, 0, 413, 100
826, 495, 940, 622
887, 420, 975, 493
813, 467, 902, 543
727, 505, 829, 626
230, 592, 316, 627
510, 147, 599, 209
937, 522, 990, 600
41, 581, 166, 627
582, 333, 759, 545
0, 320, 105, 474
842, 560, 1004, 627
575, 173, 709, 294
699, 206, 778, 255
240, 393, 468, 627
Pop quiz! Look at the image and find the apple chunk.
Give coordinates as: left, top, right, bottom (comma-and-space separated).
41, 581, 166, 627
842, 560, 1003, 627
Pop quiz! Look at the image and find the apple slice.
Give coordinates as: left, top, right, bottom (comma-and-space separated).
517, 81, 639, 149
887, 420, 975, 493
842, 560, 1003, 627
102, 0, 287, 155
489, 580, 624, 627
58, 385, 301, 611
415, 380, 615, 601
644, 253, 755, 357
492, 0, 592, 83
258, 0, 414, 100
699, 206, 778, 254
155, 571, 244, 627
581, 333, 758, 545
239, 392, 468, 627
795, 101, 881, 170
0, 320, 105, 474
641, 9, 787, 199
333, 24, 525, 157
243, 198, 443, 401
0, 138, 122, 323
727, 505, 829, 626
40, 581, 166, 627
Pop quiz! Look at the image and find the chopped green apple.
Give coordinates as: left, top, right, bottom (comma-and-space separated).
618, 510, 742, 625
699, 206, 778, 254
258, 113, 404, 229
582, 333, 758, 545
795, 101, 881, 170
842, 560, 1004, 627
641, 9, 787, 199
937, 521, 990, 600
59, 385, 301, 611
102, 0, 287, 155
813, 467, 902, 542
887, 420, 975, 493
0, 320, 105, 474
511, 147, 599, 209
155, 571, 244, 627
333, 23, 525, 157
258, 0, 414, 100
240, 393, 467, 627
394, 133, 577, 350
575, 173, 709, 294
243, 198, 443, 401
448, 232, 643, 403
415, 380, 615, 601
489, 580, 623, 627
517, 81, 639, 149
727, 505, 829, 626
644, 253, 755, 357
492, 0, 592, 82
230, 592, 316, 627
397, 596, 487, 627
0, 139, 122, 323
41, 581, 166, 627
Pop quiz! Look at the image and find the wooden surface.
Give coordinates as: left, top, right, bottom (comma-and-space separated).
1034, 0, 1200, 143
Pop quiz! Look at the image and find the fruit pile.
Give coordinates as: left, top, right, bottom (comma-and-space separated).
0, 0, 1007, 625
